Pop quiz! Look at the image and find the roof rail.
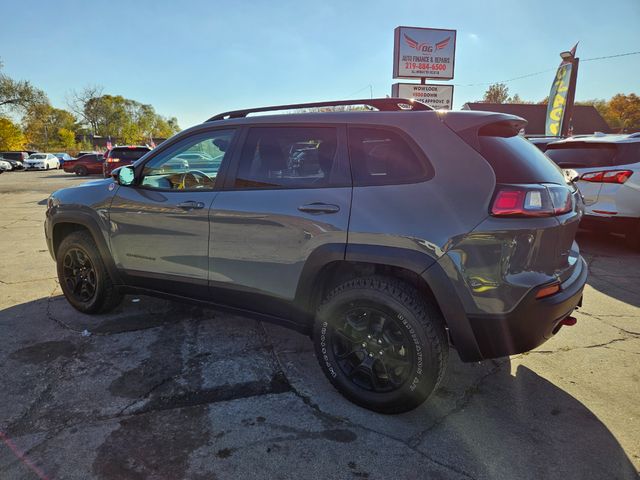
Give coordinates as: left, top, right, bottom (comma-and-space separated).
207, 98, 431, 121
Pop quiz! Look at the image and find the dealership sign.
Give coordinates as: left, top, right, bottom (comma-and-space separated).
392, 83, 453, 109
393, 26, 457, 80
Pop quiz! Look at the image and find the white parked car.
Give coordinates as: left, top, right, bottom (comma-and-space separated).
545, 133, 640, 249
24, 153, 61, 170
0, 159, 12, 172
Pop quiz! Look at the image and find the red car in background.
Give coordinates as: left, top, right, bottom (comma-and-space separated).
103, 146, 151, 177
63, 154, 104, 176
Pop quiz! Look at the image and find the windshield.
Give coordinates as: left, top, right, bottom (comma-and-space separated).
28, 154, 46, 159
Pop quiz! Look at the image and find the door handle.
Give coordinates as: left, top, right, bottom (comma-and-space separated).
177, 201, 205, 210
298, 203, 340, 214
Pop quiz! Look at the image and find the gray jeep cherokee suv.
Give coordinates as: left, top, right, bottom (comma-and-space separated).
45, 98, 588, 413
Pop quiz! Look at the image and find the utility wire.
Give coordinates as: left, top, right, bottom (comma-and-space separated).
451, 50, 640, 87
344, 50, 640, 97
581, 50, 640, 62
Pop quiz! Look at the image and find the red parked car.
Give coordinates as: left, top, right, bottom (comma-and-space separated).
63, 154, 104, 176
102, 146, 151, 177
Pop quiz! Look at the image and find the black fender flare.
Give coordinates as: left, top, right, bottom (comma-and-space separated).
48, 208, 123, 285
421, 260, 483, 362
294, 242, 483, 362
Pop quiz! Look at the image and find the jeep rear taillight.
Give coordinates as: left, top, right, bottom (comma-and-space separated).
580, 170, 632, 184
107, 157, 120, 163
491, 184, 573, 217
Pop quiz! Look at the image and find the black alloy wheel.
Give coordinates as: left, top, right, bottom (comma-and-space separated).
56, 230, 123, 314
314, 276, 448, 414
62, 248, 97, 303
331, 306, 414, 393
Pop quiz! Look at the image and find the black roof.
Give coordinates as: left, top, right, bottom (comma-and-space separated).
461, 103, 611, 135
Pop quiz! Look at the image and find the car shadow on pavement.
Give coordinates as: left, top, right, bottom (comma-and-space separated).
266, 321, 639, 480
1, 294, 637, 479
37, 174, 91, 180
577, 230, 640, 308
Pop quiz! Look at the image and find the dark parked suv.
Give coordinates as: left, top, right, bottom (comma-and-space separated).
45, 99, 587, 413
102, 145, 151, 177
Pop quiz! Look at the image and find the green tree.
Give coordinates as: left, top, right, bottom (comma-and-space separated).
23, 104, 78, 150
482, 83, 510, 103
0, 117, 27, 150
67, 85, 103, 135
152, 116, 180, 139
68, 86, 180, 142
58, 128, 76, 149
606, 93, 640, 132
575, 95, 640, 133
0, 61, 47, 116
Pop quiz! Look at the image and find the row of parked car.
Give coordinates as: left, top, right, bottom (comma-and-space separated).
62, 146, 151, 177
0, 147, 152, 177
0, 151, 88, 173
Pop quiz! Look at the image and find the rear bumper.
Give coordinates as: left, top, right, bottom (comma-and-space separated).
581, 214, 638, 235
467, 256, 588, 359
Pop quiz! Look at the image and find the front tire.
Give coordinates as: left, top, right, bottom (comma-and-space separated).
56, 231, 123, 314
313, 276, 448, 414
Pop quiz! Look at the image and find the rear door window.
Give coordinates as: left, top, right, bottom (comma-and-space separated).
347, 126, 430, 186
234, 126, 342, 189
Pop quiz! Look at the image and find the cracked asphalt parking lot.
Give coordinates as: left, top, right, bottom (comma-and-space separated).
1, 170, 639, 480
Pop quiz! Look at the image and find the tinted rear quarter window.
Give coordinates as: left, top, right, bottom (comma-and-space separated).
613, 143, 640, 166
478, 135, 566, 184
545, 143, 618, 168
348, 127, 429, 186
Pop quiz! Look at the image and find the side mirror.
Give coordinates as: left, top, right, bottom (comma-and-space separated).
563, 168, 580, 183
114, 165, 135, 186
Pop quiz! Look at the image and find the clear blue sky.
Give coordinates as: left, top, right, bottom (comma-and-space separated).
1, 0, 639, 128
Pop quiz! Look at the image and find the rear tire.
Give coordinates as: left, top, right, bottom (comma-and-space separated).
75, 166, 88, 176
313, 276, 448, 414
56, 231, 123, 314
